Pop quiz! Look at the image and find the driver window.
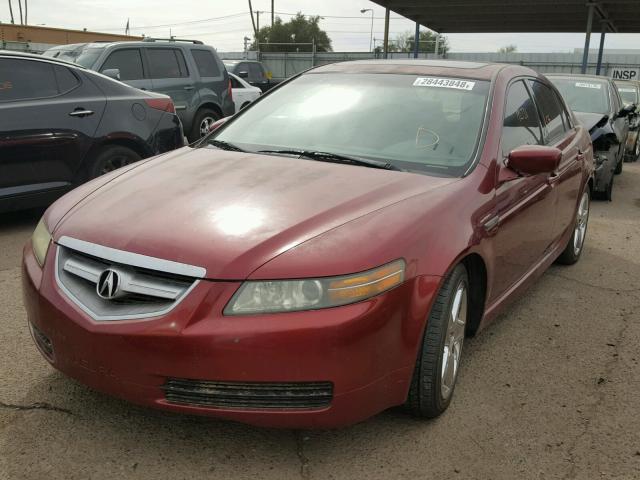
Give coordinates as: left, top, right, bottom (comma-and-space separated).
502, 80, 543, 158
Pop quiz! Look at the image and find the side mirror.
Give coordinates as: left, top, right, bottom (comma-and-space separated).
102, 68, 121, 81
237, 70, 249, 79
507, 145, 562, 176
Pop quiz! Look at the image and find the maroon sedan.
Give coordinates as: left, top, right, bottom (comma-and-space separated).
23, 60, 593, 428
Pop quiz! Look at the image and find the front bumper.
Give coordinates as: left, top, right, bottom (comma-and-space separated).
22, 242, 439, 428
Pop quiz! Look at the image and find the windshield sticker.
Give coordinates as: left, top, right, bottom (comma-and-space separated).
413, 77, 475, 90
575, 82, 602, 89
619, 88, 636, 93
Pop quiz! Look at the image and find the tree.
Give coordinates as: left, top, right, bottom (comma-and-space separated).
388, 30, 449, 55
498, 44, 517, 53
251, 13, 332, 52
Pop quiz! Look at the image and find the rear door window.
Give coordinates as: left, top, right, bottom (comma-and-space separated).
248, 63, 264, 83
0, 59, 60, 101
101, 49, 145, 80
528, 80, 568, 144
192, 50, 221, 78
502, 80, 543, 157
146, 48, 189, 79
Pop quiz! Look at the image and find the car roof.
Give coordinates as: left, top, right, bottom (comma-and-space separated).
81, 41, 213, 50
0, 50, 86, 69
310, 59, 524, 81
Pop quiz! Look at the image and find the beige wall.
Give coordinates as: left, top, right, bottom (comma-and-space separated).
0, 24, 142, 45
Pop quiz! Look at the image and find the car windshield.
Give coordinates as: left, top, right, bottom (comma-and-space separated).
74, 47, 105, 68
549, 78, 610, 114
615, 83, 638, 105
209, 73, 490, 176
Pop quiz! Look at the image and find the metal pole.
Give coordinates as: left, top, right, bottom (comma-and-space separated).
595, 29, 606, 75
312, 37, 316, 67
271, 0, 274, 26
435, 34, 440, 57
413, 22, 420, 58
383, 8, 390, 59
581, 3, 594, 74
369, 10, 374, 52
256, 11, 260, 33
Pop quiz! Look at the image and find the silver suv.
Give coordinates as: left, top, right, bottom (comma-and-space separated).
45, 38, 235, 142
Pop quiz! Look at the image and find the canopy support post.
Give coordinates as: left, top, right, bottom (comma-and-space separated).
383, 8, 390, 59
413, 22, 420, 58
596, 28, 606, 75
581, 3, 595, 74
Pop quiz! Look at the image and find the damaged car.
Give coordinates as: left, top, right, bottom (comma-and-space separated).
614, 79, 640, 162
548, 74, 632, 200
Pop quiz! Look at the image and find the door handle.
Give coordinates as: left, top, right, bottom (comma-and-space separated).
68, 109, 94, 117
184, 86, 195, 91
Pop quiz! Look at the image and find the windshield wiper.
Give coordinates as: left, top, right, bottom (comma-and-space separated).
257, 149, 402, 171
209, 140, 245, 152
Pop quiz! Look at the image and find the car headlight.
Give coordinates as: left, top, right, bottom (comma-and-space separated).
32, 218, 52, 267
224, 259, 405, 315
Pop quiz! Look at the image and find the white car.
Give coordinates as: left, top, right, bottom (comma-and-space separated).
229, 73, 261, 113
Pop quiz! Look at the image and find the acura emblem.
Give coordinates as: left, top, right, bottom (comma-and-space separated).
96, 269, 120, 300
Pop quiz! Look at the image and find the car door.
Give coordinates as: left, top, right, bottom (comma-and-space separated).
528, 79, 584, 240
97, 47, 152, 92
488, 79, 558, 301
145, 47, 197, 127
0, 58, 106, 200
610, 83, 630, 151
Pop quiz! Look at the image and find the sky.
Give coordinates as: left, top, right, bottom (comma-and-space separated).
3, 0, 640, 53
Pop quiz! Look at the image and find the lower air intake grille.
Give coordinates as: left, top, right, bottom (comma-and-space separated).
162, 378, 333, 410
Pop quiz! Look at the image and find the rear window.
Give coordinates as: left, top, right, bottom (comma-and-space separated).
549, 77, 610, 115
192, 50, 221, 77
0, 59, 78, 102
615, 82, 638, 105
101, 49, 144, 80
147, 48, 189, 79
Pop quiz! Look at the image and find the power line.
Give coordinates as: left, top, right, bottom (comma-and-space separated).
96, 12, 248, 31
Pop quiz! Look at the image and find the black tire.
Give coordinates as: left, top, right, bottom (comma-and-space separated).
405, 264, 469, 418
593, 177, 613, 202
557, 188, 590, 265
189, 108, 220, 142
88, 145, 140, 179
614, 152, 623, 174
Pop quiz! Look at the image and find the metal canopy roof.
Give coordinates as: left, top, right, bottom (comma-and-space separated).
370, 0, 640, 33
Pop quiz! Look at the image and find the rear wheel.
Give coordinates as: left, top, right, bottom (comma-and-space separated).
405, 264, 469, 418
189, 108, 220, 142
88, 145, 140, 179
556, 188, 590, 265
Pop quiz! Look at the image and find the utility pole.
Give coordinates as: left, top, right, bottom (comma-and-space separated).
17, 0, 23, 24
271, 0, 274, 26
248, 0, 257, 39
8, 0, 15, 24
24, 0, 27, 24
243, 36, 250, 57
256, 10, 260, 33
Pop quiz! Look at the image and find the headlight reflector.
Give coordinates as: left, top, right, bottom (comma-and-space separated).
32, 218, 52, 267
224, 260, 405, 315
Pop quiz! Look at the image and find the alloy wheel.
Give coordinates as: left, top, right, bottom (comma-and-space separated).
573, 191, 590, 255
441, 281, 467, 400
100, 155, 133, 175
199, 116, 216, 137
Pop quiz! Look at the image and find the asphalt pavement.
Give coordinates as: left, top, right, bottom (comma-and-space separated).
1, 164, 639, 480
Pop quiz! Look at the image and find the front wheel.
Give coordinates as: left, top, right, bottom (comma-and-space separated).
556, 188, 590, 265
189, 108, 220, 143
405, 264, 469, 418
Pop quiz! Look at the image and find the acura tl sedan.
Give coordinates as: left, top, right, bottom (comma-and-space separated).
23, 60, 594, 428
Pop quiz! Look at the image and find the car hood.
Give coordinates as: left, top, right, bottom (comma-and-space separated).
574, 111, 609, 133
55, 148, 456, 279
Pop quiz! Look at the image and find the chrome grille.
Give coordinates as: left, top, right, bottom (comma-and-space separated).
55, 237, 204, 321
163, 378, 334, 410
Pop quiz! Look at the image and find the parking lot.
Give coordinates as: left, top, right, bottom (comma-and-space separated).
0, 162, 636, 479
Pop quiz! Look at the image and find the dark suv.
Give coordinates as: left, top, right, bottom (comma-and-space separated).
223, 60, 279, 92
45, 39, 235, 142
